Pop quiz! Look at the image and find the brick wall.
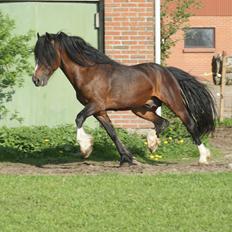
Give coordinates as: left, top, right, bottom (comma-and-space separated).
166, 16, 232, 81
104, 0, 155, 128
166, 16, 232, 117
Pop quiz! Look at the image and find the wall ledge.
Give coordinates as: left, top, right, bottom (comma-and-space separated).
183, 48, 216, 53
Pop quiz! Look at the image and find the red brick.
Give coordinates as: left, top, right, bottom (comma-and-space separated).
104, 0, 154, 129
166, 16, 232, 81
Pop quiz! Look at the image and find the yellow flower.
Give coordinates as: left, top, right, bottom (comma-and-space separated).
155, 154, 162, 159
179, 139, 184, 144
150, 154, 162, 160
44, 139, 49, 143
168, 137, 172, 141
144, 141, 148, 145
163, 140, 168, 144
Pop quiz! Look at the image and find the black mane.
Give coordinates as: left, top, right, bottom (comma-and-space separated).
34, 32, 118, 67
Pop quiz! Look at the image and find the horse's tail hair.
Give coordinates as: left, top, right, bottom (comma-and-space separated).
167, 66, 217, 137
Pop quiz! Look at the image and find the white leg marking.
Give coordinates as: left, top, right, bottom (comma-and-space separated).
198, 143, 211, 165
147, 129, 160, 153
76, 127, 93, 158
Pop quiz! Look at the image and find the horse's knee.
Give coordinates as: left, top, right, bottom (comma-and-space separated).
75, 113, 84, 128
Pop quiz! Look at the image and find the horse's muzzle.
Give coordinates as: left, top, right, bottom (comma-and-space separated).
32, 75, 48, 87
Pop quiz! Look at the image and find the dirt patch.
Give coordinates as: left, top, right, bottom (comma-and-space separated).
211, 127, 232, 158
0, 160, 231, 175
0, 127, 231, 175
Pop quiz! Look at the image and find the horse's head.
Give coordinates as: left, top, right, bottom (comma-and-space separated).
212, 54, 222, 85
32, 33, 61, 87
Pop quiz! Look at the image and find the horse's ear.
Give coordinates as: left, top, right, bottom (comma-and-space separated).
45, 32, 51, 41
37, 33, 40, 39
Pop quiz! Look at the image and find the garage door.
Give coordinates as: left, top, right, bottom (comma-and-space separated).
0, 2, 99, 127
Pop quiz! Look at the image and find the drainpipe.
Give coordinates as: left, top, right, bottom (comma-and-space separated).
155, 0, 161, 65
155, 0, 161, 115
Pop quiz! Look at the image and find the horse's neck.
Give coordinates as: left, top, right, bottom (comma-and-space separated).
60, 53, 84, 88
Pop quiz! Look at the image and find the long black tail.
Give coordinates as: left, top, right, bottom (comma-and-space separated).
167, 66, 217, 137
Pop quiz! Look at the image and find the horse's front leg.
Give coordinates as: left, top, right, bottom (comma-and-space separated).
94, 111, 134, 166
75, 103, 98, 158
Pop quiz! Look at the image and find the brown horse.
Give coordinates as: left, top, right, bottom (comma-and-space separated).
32, 32, 217, 165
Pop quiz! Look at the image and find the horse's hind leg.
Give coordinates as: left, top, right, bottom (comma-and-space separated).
132, 106, 169, 135
164, 103, 210, 164
179, 112, 211, 164
94, 111, 134, 166
132, 106, 169, 152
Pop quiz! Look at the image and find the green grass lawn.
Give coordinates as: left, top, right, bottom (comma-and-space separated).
0, 173, 231, 232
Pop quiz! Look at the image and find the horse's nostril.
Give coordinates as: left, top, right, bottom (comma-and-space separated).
32, 76, 40, 86
36, 79, 40, 86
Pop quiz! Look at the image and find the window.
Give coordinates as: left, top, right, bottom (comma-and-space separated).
184, 28, 215, 48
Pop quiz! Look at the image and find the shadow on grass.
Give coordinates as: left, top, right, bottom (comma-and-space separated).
0, 125, 178, 167
0, 141, 167, 167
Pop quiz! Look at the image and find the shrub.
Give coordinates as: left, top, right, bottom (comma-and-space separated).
0, 125, 76, 154
0, 11, 33, 121
161, 105, 189, 139
0, 124, 200, 164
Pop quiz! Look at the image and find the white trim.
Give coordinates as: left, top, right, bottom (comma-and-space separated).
155, 0, 161, 65
155, 0, 161, 116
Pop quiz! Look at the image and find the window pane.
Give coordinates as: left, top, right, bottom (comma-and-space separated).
185, 28, 215, 48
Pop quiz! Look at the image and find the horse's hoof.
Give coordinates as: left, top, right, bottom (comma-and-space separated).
198, 144, 211, 165
198, 161, 209, 166
80, 151, 92, 159
77, 128, 93, 159
147, 130, 160, 153
198, 156, 210, 165
80, 143, 93, 159
119, 155, 133, 167
198, 157, 210, 165
78, 137, 93, 159
119, 162, 131, 167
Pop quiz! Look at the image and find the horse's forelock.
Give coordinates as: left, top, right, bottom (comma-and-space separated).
34, 35, 58, 66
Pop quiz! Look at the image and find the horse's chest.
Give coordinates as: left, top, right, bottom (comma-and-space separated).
75, 90, 89, 105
